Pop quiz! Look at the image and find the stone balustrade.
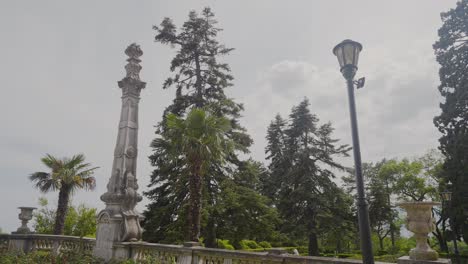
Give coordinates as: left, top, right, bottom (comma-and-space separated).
111, 241, 387, 264
0, 233, 95, 255
0, 234, 391, 263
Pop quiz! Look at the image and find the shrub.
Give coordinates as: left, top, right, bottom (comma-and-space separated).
239, 240, 260, 249
376, 250, 388, 256
217, 239, 235, 250
33, 198, 97, 238
337, 253, 355, 258
296, 246, 308, 255
0, 250, 104, 264
258, 241, 272, 249
246, 248, 266, 252
374, 254, 399, 262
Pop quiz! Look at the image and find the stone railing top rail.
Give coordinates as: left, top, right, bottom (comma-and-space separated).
0, 233, 95, 243
117, 242, 390, 264
1, 235, 390, 263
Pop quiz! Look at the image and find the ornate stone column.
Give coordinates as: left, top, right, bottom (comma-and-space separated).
94, 43, 146, 260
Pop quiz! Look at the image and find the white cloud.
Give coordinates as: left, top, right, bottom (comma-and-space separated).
242, 41, 442, 170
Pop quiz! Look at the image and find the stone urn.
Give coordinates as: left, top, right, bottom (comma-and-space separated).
398, 201, 440, 261
16, 207, 36, 234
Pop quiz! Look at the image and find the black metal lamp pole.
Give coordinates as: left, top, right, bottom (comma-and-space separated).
333, 39, 374, 264
441, 189, 460, 264
451, 214, 460, 264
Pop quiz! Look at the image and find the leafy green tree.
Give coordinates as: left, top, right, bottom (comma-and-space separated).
318, 186, 356, 253
433, 0, 468, 243
29, 154, 98, 235
215, 160, 280, 248
376, 160, 400, 248
33, 198, 97, 237
344, 161, 400, 251
33, 197, 55, 234
265, 98, 350, 255
368, 171, 396, 251
417, 150, 451, 253
383, 158, 437, 202
343, 159, 400, 250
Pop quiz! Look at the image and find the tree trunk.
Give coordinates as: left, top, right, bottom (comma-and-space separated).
336, 234, 342, 253
194, 53, 203, 108
204, 182, 217, 248
308, 232, 319, 256
378, 236, 384, 251
386, 183, 396, 248
204, 217, 216, 248
433, 223, 448, 253
432, 208, 449, 253
390, 223, 395, 248
188, 162, 203, 242
53, 187, 70, 235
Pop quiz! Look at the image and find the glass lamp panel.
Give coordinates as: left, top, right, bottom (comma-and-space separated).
335, 46, 345, 68
446, 192, 452, 201
441, 191, 452, 202
354, 47, 360, 67
343, 43, 356, 66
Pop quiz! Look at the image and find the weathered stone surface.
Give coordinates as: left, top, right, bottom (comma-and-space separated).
14, 207, 36, 234
399, 202, 440, 261
1, 234, 95, 255
397, 256, 451, 264
94, 43, 146, 261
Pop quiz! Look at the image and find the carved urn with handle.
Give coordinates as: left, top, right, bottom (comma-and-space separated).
398, 201, 440, 261
16, 207, 36, 233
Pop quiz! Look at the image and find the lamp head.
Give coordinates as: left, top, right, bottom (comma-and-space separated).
333, 39, 363, 79
440, 191, 452, 202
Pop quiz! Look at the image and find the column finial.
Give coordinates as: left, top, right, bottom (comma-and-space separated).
124, 43, 143, 81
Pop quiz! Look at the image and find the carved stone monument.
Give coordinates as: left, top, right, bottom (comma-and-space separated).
94, 43, 146, 261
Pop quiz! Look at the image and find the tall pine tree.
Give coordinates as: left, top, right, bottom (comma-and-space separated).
433, 0, 468, 243
262, 114, 287, 200
143, 8, 278, 246
264, 99, 351, 255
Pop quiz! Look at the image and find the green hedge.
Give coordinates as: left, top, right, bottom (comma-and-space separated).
259, 241, 272, 249
217, 239, 235, 250
239, 240, 260, 249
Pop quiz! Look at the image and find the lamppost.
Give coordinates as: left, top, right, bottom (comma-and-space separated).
333, 39, 374, 264
440, 185, 460, 264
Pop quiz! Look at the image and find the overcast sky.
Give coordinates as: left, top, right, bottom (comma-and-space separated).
0, 1, 457, 232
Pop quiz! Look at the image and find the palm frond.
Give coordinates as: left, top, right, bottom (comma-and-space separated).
41, 154, 63, 172
29, 172, 59, 193
65, 154, 86, 170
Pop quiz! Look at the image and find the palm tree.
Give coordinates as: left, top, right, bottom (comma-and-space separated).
163, 108, 233, 241
30, 154, 98, 235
